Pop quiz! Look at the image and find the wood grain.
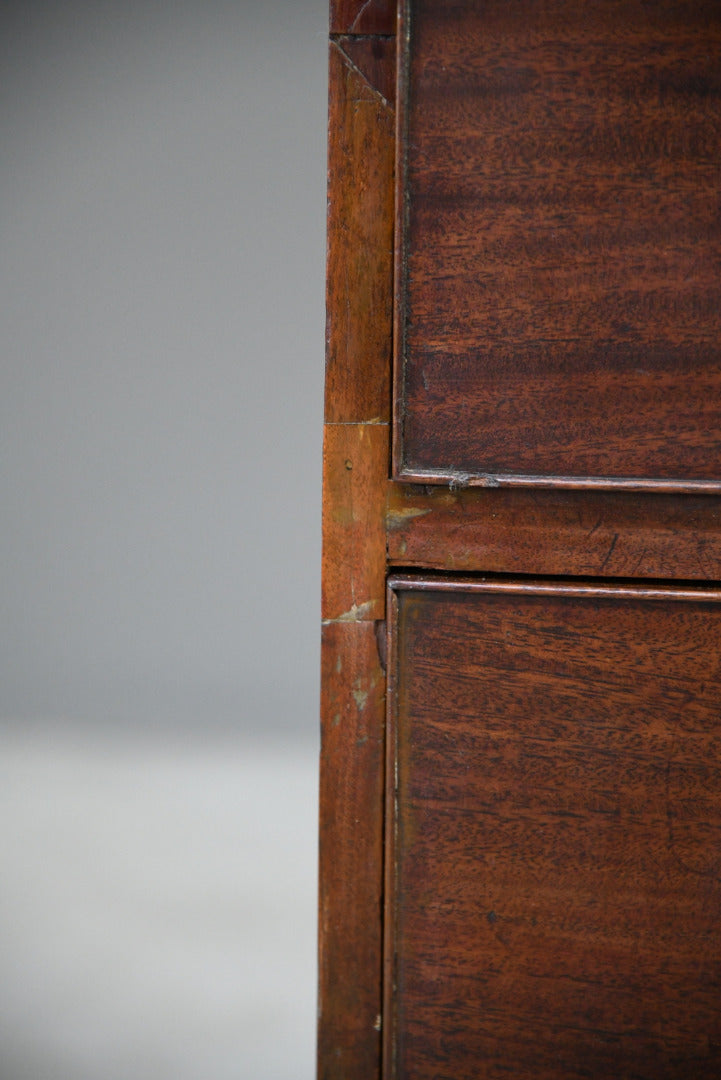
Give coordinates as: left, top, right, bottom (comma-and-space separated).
319, 20, 395, 1080
323, 5, 721, 1079
387, 577, 721, 1078
326, 41, 395, 424
322, 422, 388, 623
386, 485, 721, 580
336, 35, 396, 105
319, 620, 385, 1080
330, 0, 396, 36
395, 0, 721, 488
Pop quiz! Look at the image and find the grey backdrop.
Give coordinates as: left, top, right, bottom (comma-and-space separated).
0, 3, 326, 1078
1, 0, 327, 733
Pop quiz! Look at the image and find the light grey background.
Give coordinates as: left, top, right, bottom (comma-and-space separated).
1, 0, 326, 731
0, 2, 326, 1076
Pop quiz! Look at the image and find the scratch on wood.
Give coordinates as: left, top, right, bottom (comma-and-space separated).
600, 532, 619, 571
449, 473, 472, 491
323, 600, 377, 624
332, 39, 392, 110
350, 0, 375, 33
386, 506, 432, 528
352, 683, 369, 711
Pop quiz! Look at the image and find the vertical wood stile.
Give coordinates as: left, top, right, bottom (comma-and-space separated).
318, 7, 397, 1078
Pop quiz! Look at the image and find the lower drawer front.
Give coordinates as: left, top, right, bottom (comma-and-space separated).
386, 579, 721, 1079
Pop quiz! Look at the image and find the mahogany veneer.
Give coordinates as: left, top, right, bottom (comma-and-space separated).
395, 0, 721, 489
386, 579, 721, 1079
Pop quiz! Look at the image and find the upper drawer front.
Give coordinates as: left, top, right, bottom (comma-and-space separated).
395, 0, 721, 491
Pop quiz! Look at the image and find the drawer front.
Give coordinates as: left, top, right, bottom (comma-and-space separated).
395, 0, 721, 490
386, 577, 721, 1078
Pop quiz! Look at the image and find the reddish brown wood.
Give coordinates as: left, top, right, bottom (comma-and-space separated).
394, 0, 721, 488
322, 422, 388, 623
319, 20, 396, 1080
325, 40, 395, 424
386, 577, 721, 1078
330, 0, 396, 36
319, 620, 385, 1080
322, 2, 721, 1077
386, 485, 721, 580
336, 36, 397, 105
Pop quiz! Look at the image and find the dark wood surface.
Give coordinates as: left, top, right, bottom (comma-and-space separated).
319, 620, 385, 1080
386, 578, 721, 1078
322, 3, 721, 1078
395, 0, 721, 488
335, 35, 397, 105
325, 39, 395, 425
330, 0, 396, 36
386, 485, 721, 580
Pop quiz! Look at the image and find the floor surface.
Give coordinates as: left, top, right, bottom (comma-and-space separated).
0, 726, 317, 1080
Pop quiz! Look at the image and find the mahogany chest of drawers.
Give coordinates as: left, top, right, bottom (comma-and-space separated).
319, 3, 721, 1076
